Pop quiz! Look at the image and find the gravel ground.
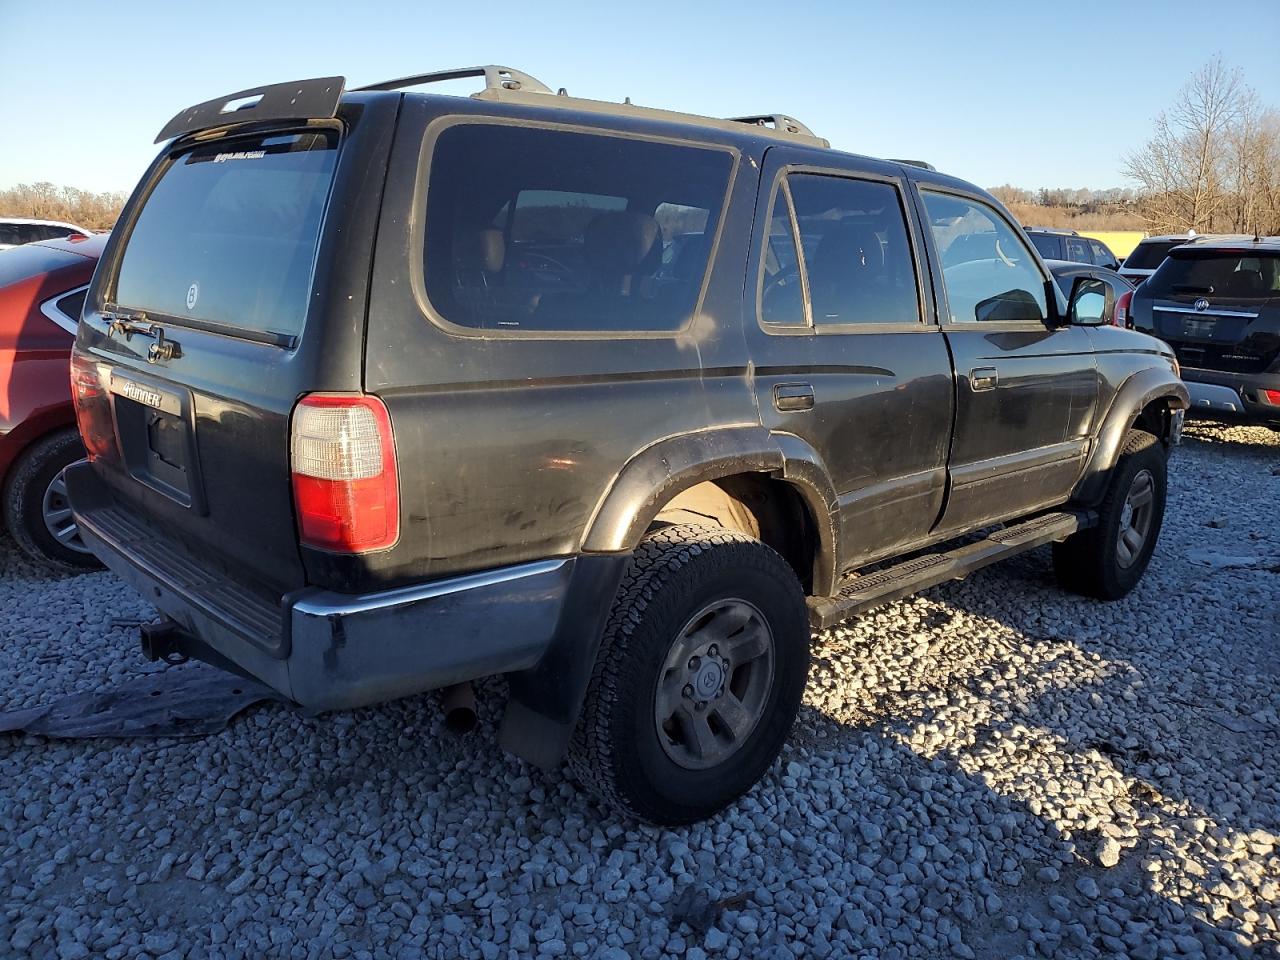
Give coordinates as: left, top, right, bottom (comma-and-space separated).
1, 421, 1277, 960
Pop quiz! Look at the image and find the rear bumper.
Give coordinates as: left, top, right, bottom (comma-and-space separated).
1182, 367, 1280, 425
65, 460, 579, 711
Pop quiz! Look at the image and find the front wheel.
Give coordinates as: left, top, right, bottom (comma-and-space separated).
568, 524, 810, 825
1053, 429, 1167, 600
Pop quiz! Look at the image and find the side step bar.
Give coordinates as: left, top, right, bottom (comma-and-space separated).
807, 511, 1093, 629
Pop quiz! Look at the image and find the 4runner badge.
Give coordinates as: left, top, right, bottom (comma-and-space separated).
186, 282, 199, 311
121, 380, 164, 410
1193, 297, 1210, 312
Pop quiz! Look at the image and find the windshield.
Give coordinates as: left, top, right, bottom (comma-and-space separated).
114, 130, 337, 339
1146, 251, 1280, 300
1124, 240, 1184, 270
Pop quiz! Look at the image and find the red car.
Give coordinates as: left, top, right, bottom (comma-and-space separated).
0, 234, 106, 570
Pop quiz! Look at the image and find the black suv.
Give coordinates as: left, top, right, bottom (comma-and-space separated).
1025, 228, 1120, 271
1131, 237, 1280, 426
66, 67, 1187, 824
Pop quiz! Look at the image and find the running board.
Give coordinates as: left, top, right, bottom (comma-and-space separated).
807, 511, 1092, 630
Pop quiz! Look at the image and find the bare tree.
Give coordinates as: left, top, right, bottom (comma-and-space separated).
0, 182, 128, 230
1125, 57, 1247, 233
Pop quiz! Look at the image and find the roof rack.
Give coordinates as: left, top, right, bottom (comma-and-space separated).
355, 65, 553, 96
887, 158, 936, 171
728, 114, 821, 139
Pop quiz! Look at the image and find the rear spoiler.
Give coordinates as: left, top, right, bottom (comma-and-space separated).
155, 76, 345, 144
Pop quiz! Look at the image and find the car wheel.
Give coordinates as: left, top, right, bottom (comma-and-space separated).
3, 429, 101, 572
568, 523, 810, 825
1053, 429, 1166, 600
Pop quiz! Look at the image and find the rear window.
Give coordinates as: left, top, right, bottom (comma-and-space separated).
1124, 240, 1183, 270
114, 130, 337, 340
422, 123, 734, 333
1147, 251, 1280, 299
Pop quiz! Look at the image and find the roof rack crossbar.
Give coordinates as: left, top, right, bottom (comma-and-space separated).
727, 114, 820, 139
355, 65, 553, 96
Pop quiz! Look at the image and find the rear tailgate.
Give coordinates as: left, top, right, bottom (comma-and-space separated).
72, 97, 398, 616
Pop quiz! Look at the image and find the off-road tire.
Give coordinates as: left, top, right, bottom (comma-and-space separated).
1053, 429, 1166, 600
2, 429, 100, 572
567, 523, 810, 825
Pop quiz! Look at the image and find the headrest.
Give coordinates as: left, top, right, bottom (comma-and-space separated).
810, 221, 882, 278
585, 212, 661, 277
454, 228, 506, 274
671, 234, 712, 281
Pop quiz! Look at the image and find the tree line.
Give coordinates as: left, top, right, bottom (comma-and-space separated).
0, 182, 128, 231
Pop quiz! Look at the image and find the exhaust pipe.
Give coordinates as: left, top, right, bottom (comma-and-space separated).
441, 682, 477, 734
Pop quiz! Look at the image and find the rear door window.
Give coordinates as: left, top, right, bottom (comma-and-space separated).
422, 123, 734, 333
113, 130, 338, 341
783, 174, 921, 326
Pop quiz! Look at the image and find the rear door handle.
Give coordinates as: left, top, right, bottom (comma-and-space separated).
774, 382, 815, 412
969, 367, 998, 392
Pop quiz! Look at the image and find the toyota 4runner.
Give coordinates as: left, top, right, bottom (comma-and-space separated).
66, 67, 1188, 824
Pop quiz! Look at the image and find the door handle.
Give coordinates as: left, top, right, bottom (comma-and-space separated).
969, 367, 998, 392
774, 382, 815, 412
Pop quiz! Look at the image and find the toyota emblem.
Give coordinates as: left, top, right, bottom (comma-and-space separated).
1193, 297, 1209, 312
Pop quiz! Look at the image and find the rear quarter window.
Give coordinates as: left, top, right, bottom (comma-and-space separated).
421, 123, 734, 334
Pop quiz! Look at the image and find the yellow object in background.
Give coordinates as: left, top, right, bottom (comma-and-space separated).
1079, 231, 1147, 259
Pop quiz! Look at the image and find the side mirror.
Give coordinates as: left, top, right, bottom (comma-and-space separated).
1068, 276, 1114, 326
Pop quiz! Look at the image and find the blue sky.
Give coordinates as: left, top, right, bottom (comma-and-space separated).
2, 0, 1277, 195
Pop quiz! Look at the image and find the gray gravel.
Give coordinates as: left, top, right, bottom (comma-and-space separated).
2, 421, 1277, 959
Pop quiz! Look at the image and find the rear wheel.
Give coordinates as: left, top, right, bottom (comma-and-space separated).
1053, 429, 1166, 600
568, 523, 810, 825
3, 429, 101, 572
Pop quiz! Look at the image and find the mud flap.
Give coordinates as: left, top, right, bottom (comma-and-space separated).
498, 553, 629, 769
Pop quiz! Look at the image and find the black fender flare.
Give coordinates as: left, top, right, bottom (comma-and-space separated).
499, 426, 841, 768
1074, 368, 1189, 506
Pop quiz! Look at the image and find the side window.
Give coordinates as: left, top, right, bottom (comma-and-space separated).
1089, 240, 1113, 266
785, 173, 921, 326
920, 191, 1048, 324
1066, 236, 1091, 263
1028, 233, 1060, 260
422, 124, 734, 333
759, 184, 806, 326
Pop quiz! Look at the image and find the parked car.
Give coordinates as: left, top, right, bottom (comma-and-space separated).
1044, 259, 1137, 327
0, 234, 105, 569
0, 218, 94, 251
65, 67, 1187, 824
1025, 228, 1120, 271
1131, 236, 1280, 426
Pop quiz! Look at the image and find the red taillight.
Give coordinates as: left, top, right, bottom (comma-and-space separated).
290, 394, 399, 553
1114, 290, 1133, 328
1261, 389, 1280, 406
69, 352, 113, 460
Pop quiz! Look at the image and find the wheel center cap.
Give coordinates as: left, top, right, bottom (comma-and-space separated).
694, 660, 723, 699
